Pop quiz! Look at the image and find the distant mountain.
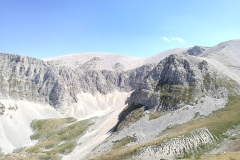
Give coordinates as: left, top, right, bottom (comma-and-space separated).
1, 40, 240, 160
43, 48, 189, 71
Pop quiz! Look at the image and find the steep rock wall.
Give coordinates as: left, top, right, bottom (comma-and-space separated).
0, 53, 155, 112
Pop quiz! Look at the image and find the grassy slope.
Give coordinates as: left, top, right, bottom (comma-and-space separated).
112, 135, 137, 150
0, 117, 93, 160
93, 95, 240, 160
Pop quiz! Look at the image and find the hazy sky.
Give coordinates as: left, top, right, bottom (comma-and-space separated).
1, 0, 240, 58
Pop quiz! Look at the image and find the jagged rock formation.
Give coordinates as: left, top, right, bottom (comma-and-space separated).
127, 54, 230, 112
0, 53, 155, 112
79, 57, 102, 70
186, 46, 207, 56
0, 53, 70, 109
112, 62, 125, 71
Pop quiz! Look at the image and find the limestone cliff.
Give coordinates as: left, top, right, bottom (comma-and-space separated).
0, 53, 155, 112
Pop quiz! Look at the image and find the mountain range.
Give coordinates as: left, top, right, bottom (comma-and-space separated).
1, 40, 240, 160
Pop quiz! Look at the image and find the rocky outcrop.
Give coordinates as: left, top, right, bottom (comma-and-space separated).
185, 46, 206, 56
112, 62, 125, 71
79, 57, 102, 70
127, 54, 233, 112
0, 53, 68, 108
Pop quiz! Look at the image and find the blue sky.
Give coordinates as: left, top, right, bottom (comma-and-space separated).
1, 0, 240, 59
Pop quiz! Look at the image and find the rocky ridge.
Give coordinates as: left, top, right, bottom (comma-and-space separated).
127, 54, 231, 112
0, 53, 156, 113
1, 49, 233, 114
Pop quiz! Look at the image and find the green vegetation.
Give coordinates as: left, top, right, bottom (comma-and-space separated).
215, 77, 239, 95
148, 111, 166, 120
203, 74, 211, 90
193, 112, 200, 119
112, 135, 137, 149
156, 85, 195, 110
208, 96, 240, 141
183, 152, 240, 160
1, 117, 93, 160
128, 107, 145, 124
0, 149, 3, 158
30, 117, 76, 140
156, 73, 240, 111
